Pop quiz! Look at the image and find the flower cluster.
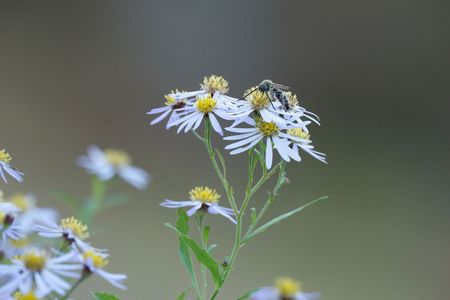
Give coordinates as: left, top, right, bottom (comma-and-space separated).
149, 75, 326, 300
0, 192, 126, 299
149, 75, 326, 169
0, 145, 149, 299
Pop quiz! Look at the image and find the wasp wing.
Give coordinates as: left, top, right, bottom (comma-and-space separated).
271, 82, 290, 91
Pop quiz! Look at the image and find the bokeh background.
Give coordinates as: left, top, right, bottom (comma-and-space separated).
1, 1, 449, 299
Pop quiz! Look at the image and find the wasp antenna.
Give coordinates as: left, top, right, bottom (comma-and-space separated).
239, 87, 258, 100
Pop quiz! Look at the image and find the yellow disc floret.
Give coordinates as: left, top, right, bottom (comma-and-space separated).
10, 194, 31, 211
60, 216, 90, 240
83, 250, 108, 268
189, 186, 221, 203
284, 91, 299, 108
245, 87, 270, 110
20, 251, 47, 272
14, 291, 39, 300
164, 94, 176, 106
0, 149, 12, 163
201, 75, 229, 94
104, 149, 131, 167
258, 121, 279, 137
196, 96, 217, 114
287, 128, 310, 140
275, 277, 302, 298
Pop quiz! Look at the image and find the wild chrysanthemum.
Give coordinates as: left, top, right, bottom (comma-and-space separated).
168, 94, 236, 136
0, 149, 24, 184
77, 145, 151, 190
78, 250, 127, 290
34, 217, 95, 252
0, 202, 25, 243
166, 75, 233, 103
0, 249, 82, 297
147, 90, 195, 129
224, 119, 303, 169
251, 277, 320, 300
160, 186, 236, 223
286, 128, 327, 164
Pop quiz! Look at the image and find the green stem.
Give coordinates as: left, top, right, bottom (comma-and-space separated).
199, 122, 286, 300
244, 162, 286, 240
203, 120, 238, 215
59, 273, 89, 300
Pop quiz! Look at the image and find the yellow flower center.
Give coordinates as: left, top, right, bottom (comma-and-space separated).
275, 277, 302, 297
21, 251, 47, 272
0, 149, 12, 163
83, 251, 108, 268
196, 96, 217, 114
189, 186, 221, 203
10, 237, 30, 248
10, 194, 31, 211
201, 75, 229, 94
104, 149, 131, 167
60, 217, 90, 240
164, 94, 177, 106
258, 121, 279, 137
287, 128, 310, 140
14, 291, 39, 300
284, 91, 299, 108
245, 87, 270, 110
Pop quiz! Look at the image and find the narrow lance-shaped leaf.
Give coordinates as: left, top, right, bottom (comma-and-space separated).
177, 286, 192, 300
165, 223, 222, 287
243, 196, 328, 243
237, 289, 261, 300
175, 209, 200, 294
92, 292, 120, 300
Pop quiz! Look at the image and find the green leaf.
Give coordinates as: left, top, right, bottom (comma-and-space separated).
175, 209, 199, 294
165, 223, 222, 287
176, 286, 192, 300
243, 196, 328, 243
92, 292, 120, 300
237, 288, 260, 300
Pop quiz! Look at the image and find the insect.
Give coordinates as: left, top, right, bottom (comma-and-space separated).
242, 79, 291, 111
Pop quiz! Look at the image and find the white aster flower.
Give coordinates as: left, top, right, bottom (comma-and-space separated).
224, 119, 303, 169
78, 146, 151, 190
0, 249, 82, 297
168, 93, 235, 136
251, 277, 320, 300
0, 203, 25, 243
34, 217, 94, 252
78, 250, 127, 290
167, 75, 233, 104
147, 90, 195, 129
160, 186, 236, 223
285, 128, 327, 164
0, 149, 24, 184
9, 193, 58, 233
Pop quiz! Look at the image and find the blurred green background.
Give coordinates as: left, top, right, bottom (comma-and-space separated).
1, 1, 449, 299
